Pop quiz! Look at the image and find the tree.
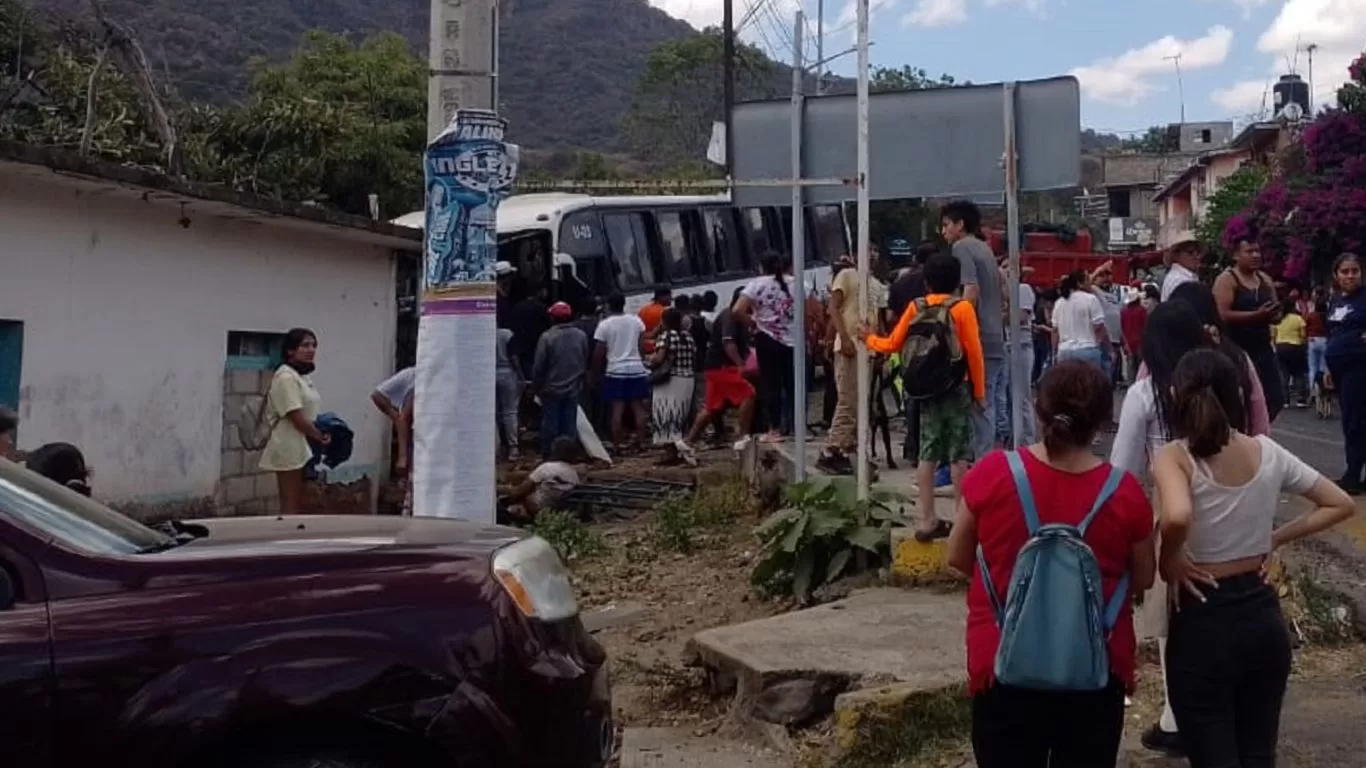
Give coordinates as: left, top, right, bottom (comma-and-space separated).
1121, 126, 1171, 154
622, 29, 779, 171
869, 65, 956, 93
187, 30, 427, 217
1195, 165, 1269, 265
1228, 51, 1366, 284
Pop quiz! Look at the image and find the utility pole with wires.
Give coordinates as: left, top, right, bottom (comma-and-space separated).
723, 0, 735, 180
1305, 42, 1319, 113
816, 0, 826, 95
1164, 53, 1185, 124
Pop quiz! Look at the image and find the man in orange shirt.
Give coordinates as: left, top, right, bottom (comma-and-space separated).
865, 253, 985, 541
638, 287, 672, 354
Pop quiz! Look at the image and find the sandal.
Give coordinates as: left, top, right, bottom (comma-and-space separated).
914, 519, 953, 543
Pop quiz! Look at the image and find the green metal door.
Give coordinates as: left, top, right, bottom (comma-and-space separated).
0, 321, 23, 410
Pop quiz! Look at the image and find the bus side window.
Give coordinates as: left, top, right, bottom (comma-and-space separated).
602, 212, 656, 291
702, 208, 745, 275
809, 205, 849, 264
655, 210, 696, 284
742, 207, 778, 264
779, 207, 818, 265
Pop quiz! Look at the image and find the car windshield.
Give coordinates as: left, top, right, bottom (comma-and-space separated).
0, 459, 172, 556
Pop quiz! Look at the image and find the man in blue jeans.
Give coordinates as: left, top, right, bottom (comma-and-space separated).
532, 302, 589, 456
941, 200, 1007, 458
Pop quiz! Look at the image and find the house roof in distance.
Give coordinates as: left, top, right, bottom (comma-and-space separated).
0, 140, 422, 251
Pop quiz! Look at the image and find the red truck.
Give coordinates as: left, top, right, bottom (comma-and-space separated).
983, 228, 1159, 289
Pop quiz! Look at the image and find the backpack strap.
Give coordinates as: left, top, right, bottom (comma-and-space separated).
1077, 465, 1124, 536
1004, 450, 1041, 535
1078, 465, 1130, 633
976, 545, 1004, 626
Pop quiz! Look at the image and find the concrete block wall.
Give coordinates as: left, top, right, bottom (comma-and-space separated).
219, 369, 281, 516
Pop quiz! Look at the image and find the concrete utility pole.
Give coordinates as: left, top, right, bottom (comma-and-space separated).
816, 0, 825, 96
790, 10, 807, 481
854, 0, 871, 500
427, 0, 497, 139
1306, 43, 1318, 114
723, 0, 736, 179
415, 0, 504, 522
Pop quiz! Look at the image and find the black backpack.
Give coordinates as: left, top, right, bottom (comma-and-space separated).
900, 298, 967, 401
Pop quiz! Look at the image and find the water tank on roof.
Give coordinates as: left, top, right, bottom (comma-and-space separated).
1274, 74, 1310, 121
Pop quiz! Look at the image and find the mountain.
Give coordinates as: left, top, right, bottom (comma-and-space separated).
31, 0, 698, 152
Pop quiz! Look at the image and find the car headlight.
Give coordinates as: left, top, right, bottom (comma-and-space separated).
492, 536, 579, 622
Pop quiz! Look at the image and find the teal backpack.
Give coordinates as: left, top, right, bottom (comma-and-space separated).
978, 451, 1129, 691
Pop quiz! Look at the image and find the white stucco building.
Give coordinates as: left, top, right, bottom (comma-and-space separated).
0, 142, 421, 518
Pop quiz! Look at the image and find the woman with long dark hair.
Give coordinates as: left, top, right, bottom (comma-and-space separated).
1168, 281, 1271, 437
734, 251, 797, 443
948, 360, 1155, 767
1326, 252, 1366, 493
260, 328, 330, 514
1111, 301, 1253, 755
1050, 270, 1110, 372
1155, 349, 1353, 766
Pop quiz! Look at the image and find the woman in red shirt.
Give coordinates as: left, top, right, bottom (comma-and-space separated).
947, 360, 1156, 768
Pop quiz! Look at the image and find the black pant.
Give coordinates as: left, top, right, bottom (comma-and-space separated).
754, 332, 795, 433
1244, 343, 1286, 422
972, 677, 1126, 768
1276, 343, 1308, 405
903, 398, 920, 461
1329, 357, 1366, 483
821, 355, 838, 427
1167, 573, 1292, 768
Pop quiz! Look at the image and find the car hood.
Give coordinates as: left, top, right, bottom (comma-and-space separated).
157, 515, 525, 560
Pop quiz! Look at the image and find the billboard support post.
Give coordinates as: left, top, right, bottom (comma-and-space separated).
1003, 83, 1025, 450
790, 10, 808, 482
854, 0, 871, 500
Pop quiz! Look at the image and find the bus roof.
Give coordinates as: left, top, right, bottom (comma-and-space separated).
391, 192, 733, 235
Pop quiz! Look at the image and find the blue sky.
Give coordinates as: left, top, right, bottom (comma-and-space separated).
649, 0, 1365, 138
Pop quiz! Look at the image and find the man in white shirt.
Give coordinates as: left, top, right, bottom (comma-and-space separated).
593, 293, 651, 449
1161, 231, 1203, 302
371, 366, 416, 472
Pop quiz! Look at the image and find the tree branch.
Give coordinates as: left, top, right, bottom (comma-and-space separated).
88, 0, 181, 174
80, 44, 110, 157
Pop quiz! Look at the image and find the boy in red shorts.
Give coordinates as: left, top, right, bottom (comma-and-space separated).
675, 303, 756, 464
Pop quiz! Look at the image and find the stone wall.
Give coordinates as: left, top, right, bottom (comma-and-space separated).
220, 368, 280, 516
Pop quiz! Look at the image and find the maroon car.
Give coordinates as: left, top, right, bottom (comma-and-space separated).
0, 459, 612, 768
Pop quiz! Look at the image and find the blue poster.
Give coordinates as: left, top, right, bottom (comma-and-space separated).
423, 109, 520, 301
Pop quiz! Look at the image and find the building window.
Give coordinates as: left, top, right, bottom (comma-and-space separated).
226, 331, 284, 371
1200, 129, 1212, 144
0, 320, 22, 410
1107, 189, 1132, 218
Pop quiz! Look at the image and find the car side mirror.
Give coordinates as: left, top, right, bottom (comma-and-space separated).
0, 568, 15, 610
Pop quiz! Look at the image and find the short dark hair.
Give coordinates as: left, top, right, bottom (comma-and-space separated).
0, 406, 15, 437
1035, 360, 1114, 456
654, 286, 672, 301
26, 442, 91, 496
606, 293, 626, 313
941, 200, 982, 235
675, 294, 692, 312
702, 291, 719, 311
915, 243, 940, 265
549, 435, 579, 463
923, 253, 962, 295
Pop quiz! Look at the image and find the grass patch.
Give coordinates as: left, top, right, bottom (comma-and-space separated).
1283, 566, 1356, 645
529, 510, 607, 563
835, 686, 971, 768
648, 477, 755, 554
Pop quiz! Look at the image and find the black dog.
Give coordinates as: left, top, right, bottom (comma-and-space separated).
868, 358, 898, 470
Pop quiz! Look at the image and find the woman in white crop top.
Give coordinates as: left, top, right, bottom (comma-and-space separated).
1152, 349, 1353, 768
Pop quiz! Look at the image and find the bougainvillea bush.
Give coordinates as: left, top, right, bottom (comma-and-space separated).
1227, 52, 1366, 283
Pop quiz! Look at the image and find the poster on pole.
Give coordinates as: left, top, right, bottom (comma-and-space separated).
413, 109, 519, 521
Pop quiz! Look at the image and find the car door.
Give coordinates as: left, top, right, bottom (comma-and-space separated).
0, 531, 53, 768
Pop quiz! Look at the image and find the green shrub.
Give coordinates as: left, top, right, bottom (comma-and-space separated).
751, 480, 905, 603
530, 510, 606, 562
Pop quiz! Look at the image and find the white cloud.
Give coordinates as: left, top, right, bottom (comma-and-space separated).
1070, 26, 1235, 106
901, 0, 968, 27
1211, 79, 1271, 111
985, 0, 1046, 12
647, 0, 801, 32
1209, 0, 1366, 116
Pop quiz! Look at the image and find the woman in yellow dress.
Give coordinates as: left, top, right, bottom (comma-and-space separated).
260, 328, 330, 514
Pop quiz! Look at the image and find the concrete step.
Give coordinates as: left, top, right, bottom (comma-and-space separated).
619, 728, 785, 768
687, 588, 967, 729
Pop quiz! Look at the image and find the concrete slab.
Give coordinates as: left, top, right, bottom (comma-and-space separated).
689, 588, 967, 726
619, 728, 785, 768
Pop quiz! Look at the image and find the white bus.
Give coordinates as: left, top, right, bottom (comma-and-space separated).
397, 193, 849, 313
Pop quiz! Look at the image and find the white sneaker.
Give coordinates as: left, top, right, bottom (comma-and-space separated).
673, 440, 699, 467
733, 435, 753, 452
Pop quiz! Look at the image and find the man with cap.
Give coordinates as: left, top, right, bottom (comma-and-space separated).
531, 302, 589, 456
1121, 286, 1148, 383
495, 260, 518, 330
1161, 231, 1202, 302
